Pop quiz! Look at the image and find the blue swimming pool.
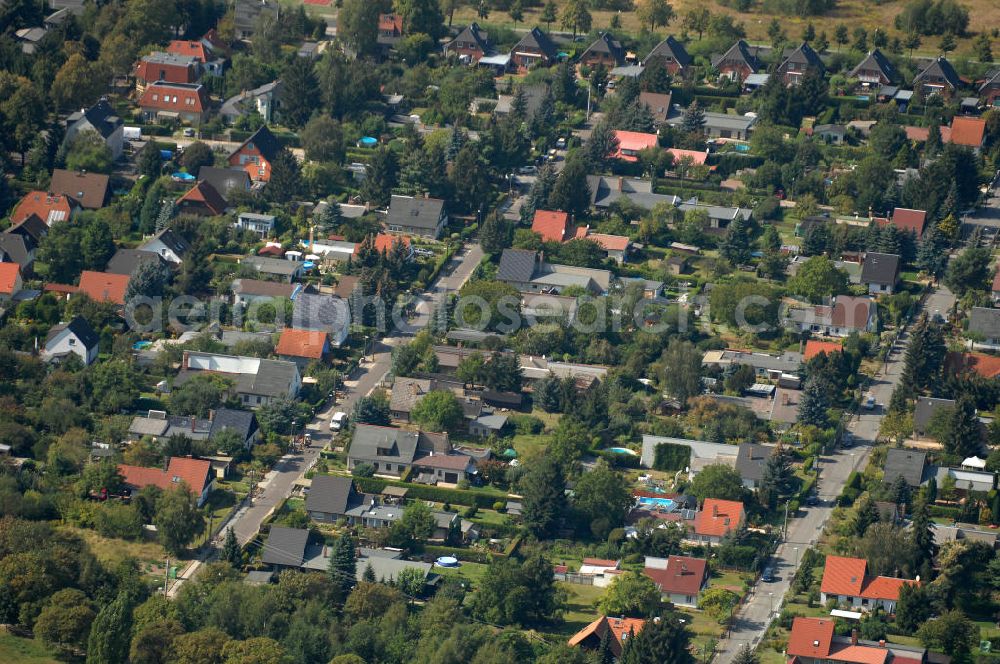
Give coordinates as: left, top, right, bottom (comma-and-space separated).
637, 496, 675, 509
607, 447, 637, 456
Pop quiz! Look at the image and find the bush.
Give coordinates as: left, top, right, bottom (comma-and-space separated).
928, 505, 961, 520
652, 442, 691, 471
352, 475, 500, 508
351, 463, 375, 478
94, 502, 143, 540
509, 414, 544, 435
493, 501, 506, 511
463, 506, 478, 518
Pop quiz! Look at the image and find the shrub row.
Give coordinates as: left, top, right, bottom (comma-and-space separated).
424, 544, 497, 564
352, 476, 501, 509
928, 505, 962, 520
652, 442, 691, 472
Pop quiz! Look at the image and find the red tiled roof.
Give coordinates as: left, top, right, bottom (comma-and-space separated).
0, 263, 21, 294
993, 270, 1000, 293
118, 457, 212, 496
820, 555, 868, 596
946, 351, 1000, 378
643, 555, 707, 596
379, 13, 403, 33
177, 181, 227, 216
587, 233, 630, 252
613, 131, 659, 162
134, 56, 198, 85
904, 126, 929, 142
666, 148, 709, 166
786, 617, 834, 659
890, 208, 927, 237
12, 191, 77, 224
804, 340, 843, 361
830, 296, 872, 329
77, 270, 129, 305
532, 210, 572, 243
138, 82, 209, 113
374, 233, 410, 254
568, 616, 646, 657
693, 499, 744, 537
828, 644, 889, 664
258, 245, 285, 257
861, 575, 915, 601
275, 328, 328, 359
412, 453, 475, 471
44, 283, 79, 295
581, 557, 619, 568
948, 117, 986, 147
167, 40, 209, 62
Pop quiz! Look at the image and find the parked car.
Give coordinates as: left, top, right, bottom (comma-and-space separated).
762, 567, 776, 582
517, 165, 537, 175
330, 412, 348, 431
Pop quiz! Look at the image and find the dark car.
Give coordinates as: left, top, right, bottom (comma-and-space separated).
761, 567, 775, 582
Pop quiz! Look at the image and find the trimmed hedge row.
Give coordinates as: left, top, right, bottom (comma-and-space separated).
928, 505, 962, 520
352, 476, 502, 509
652, 442, 692, 472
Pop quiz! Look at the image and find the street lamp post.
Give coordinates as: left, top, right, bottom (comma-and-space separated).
769, 592, 774, 616
793, 547, 799, 567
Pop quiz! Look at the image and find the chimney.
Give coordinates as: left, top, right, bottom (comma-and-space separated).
712, 504, 718, 516
879, 640, 886, 648
183, 350, 190, 367
851, 629, 858, 646
208, 409, 216, 421
323, 545, 328, 557
617, 176, 624, 192
190, 416, 196, 432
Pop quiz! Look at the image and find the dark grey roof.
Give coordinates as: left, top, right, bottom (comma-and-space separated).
7, 215, 48, 244
242, 256, 301, 276
781, 42, 825, 73
711, 39, 763, 72
644, 35, 691, 68
514, 27, 557, 59
860, 252, 900, 285
586, 175, 680, 210
291, 292, 350, 334
237, 359, 298, 398
68, 99, 123, 140
497, 248, 538, 282
386, 195, 445, 230
143, 228, 190, 258
883, 448, 926, 487
209, 408, 258, 441
234, 0, 279, 32
349, 424, 420, 465
980, 68, 1000, 93
914, 57, 961, 89
447, 22, 491, 54
913, 397, 954, 433
735, 443, 774, 482
850, 49, 898, 83
231, 125, 282, 163
580, 32, 625, 65
198, 166, 250, 198
305, 475, 356, 515
0, 234, 31, 268
45, 316, 99, 350
262, 526, 309, 566
105, 249, 166, 276
968, 307, 1000, 340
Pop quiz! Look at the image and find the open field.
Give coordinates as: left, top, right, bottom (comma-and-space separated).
0, 632, 59, 664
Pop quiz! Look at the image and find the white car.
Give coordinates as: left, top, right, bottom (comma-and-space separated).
864, 396, 876, 410
330, 412, 348, 431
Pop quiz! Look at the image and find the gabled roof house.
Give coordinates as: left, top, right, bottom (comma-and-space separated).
820, 555, 918, 612
643, 35, 691, 75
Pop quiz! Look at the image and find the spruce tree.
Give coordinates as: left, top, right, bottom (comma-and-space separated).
802, 222, 831, 256
479, 210, 513, 256
681, 100, 706, 134
328, 532, 357, 597
620, 615, 693, 664
854, 496, 880, 536
890, 474, 911, 507
797, 376, 830, 428
222, 527, 241, 567
265, 148, 303, 204
719, 214, 752, 265
945, 394, 982, 459
361, 146, 398, 208
362, 561, 376, 582
586, 120, 620, 169
598, 626, 614, 664
521, 456, 567, 539
910, 496, 937, 573
733, 644, 760, 664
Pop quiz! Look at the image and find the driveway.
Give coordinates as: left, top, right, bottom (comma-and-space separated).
712, 285, 956, 662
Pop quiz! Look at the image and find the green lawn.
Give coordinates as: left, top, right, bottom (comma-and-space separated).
0, 631, 59, 664
545, 583, 607, 640
511, 433, 551, 459
434, 561, 489, 588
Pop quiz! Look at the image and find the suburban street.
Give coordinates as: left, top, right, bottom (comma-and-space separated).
166, 243, 484, 596
712, 285, 956, 662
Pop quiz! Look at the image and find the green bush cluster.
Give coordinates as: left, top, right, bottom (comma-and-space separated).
352, 476, 500, 509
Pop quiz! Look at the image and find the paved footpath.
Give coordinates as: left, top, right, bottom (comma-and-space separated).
712, 285, 955, 661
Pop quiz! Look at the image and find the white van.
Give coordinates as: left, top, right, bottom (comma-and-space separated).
330, 412, 348, 431
123, 126, 142, 141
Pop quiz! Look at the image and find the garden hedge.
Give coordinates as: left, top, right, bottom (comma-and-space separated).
352, 476, 501, 509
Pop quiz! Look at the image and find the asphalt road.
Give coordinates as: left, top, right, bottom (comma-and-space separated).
712, 285, 956, 662
166, 243, 484, 595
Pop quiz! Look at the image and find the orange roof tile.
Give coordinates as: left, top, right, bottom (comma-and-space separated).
118, 457, 212, 496
587, 233, 630, 252
532, 210, 572, 243
568, 616, 646, 657
804, 340, 843, 361
946, 351, 1000, 379
581, 557, 619, 568
166, 39, 209, 62
693, 498, 744, 537
890, 208, 927, 237
828, 645, 889, 664
77, 270, 129, 305
0, 263, 21, 294
861, 575, 916, 601
374, 233, 410, 254
820, 555, 868, 597
12, 191, 77, 225
666, 148, 709, 166
613, 130, 659, 161
904, 126, 929, 142
993, 270, 1000, 293
786, 617, 834, 659
948, 117, 986, 147
275, 328, 328, 359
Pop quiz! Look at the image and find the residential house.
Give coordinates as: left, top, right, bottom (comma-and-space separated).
239, 256, 303, 283
275, 328, 329, 368
711, 40, 763, 81
126, 410, 210, 442
578, 32, 626, 69
931, 522, 1000, 549
510, 27, 558, 72
849, 49, 898, 89
138, 228, 190, 265
914, 56, 961, 95
15, 27, 47, 54
234, 0, 279, 40
886, 208, 927, 238
166, 39, 224, 76
377, 13, 404, 53
787, 295, 878, 337
643, 35, 691, 75
468, 412, 508, 437
11, 191, 79, 225
700, 112, 756, 140
786, 617, 934, 664
968, 306, 1000, 348
496, 248, 612, 295
677, 199, 752, 234
932, 465, 995, 493
305, 475, 360, 523
777, 42, 825, 85
585, 233, 630, 264
819, 555, 917, 612
105, 249, 167, 277
389, 377, 434, 421
235, 212, 276, 239
692, 498, 745, 545
220, 80, 283, 124
619, 276, 665, 299
612, 130, 659, 162
118, 457, 214, 506
637, 435, 738, 471
883, 448, 926, 488
444, 22, 492, 62
176, 181, 227, 217
134, 52, 199, 92
577, 558, 621, 588
586, 175, 680, 210
638, 91, 672, 126
0, 263, 23, 301
946, 350, 1000, 379
208, 408, 260, 449
355, 554, 432, 584
227, 125, 282, 183
261, 525, 310, 570
348, 424, 479, 484
811, 124, 847, 144
568, 616, 646, 658
913, 397, 954, 436
946, 116, 987, 150
138, 81, 211, 125
701, 349, 803, 380
979, 68, 1000, 107
176, 350, 301, 407
770, 387, 802, 426
0, 215, 47, 272
385, 195, 447, 239
493, 83, 550, 119
41, 316, 100, 366
735, 443, 776, 489
65, 99, 124, 159
860, 252, 900, 295
531, 210, 573, 243
643, 555, 709, 607
77, 270, 129, 305
199, 167, 251, 202
290, 292, 351, 347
